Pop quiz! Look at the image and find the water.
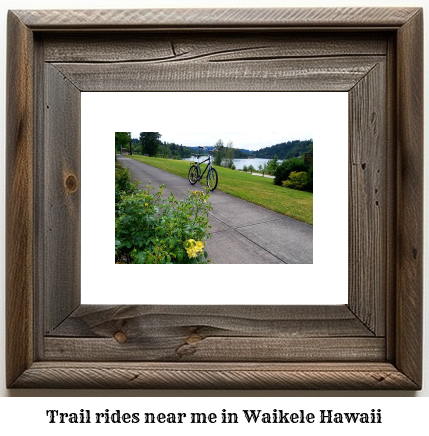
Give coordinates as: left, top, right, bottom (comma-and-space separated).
184, 156, 282, 170
231, 158, 283, 170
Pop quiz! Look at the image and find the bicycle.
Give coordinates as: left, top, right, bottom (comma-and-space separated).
188, 146, 220, 191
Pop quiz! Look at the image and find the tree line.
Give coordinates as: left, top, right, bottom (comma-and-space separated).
253, 139, 313, 160
115, 132, 194, 159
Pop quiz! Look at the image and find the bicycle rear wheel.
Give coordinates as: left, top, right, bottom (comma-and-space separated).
207, 167, 218, 191
188, 165, 199, 185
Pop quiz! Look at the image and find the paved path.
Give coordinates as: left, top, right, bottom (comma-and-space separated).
117, 156, 313, 264
248, 172, 275, 179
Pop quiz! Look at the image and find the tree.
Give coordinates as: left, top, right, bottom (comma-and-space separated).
115, 132, 131, 154
131, 137, 139, 154
213, 139, 224, 166
157, 142, 168, 158
140, 132, 162, 157
265, 155, 280, 175
224, 140, 234, 168
233, 148, 250, 158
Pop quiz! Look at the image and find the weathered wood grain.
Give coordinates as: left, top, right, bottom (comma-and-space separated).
33, 37, 46, 361
43, 64, 81, 332
11, 362, 419, 390
14, 8, 420, 29
44, 305, 379, 362
47, 305, 374, 338
6, 10, 35, 389
385, 33, 397, 363
348, 61, 386, 335
395, 9, 424, 388
42, 33, 387, 63
44, 337, 385, 362
52, 56, 384, 92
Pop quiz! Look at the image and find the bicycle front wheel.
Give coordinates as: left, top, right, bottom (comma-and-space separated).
188, 165, 199, 185
207, 167, 218, 191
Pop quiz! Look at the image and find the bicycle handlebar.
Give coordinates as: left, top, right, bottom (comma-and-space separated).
196, 145, 223, 156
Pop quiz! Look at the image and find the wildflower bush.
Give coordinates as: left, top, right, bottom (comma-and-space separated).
115, 164, 212, 264
115, 163, 137, 204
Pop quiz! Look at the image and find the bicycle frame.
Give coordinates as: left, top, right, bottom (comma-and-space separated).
194, 153, 212, 180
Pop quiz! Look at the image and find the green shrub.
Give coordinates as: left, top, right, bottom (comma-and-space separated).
115, 163, 138, 203
282, 171, 309, 191
274, 157, 309, 186
115, 183, 212, 264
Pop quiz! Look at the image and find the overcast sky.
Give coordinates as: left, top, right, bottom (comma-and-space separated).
100, 92, 331, 151
131, 131, 312, 151
125, 92, 316, 151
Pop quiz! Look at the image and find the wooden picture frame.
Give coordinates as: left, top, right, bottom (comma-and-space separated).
6, 7, 423, 389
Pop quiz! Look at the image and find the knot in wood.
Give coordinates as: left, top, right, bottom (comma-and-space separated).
114, 331, 128, 343
64, 174, 78, 193
186, 333, 203, 344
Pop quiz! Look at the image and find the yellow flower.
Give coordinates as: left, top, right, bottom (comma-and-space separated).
186, 248, 198, 258
145, 203, 148, 207
184, 239, 204, 258
195, 241, 204, 253
185, 239, 203, 259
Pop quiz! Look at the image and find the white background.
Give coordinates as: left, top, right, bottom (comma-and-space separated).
82, 92, 348, 305
0, 0, 428, 418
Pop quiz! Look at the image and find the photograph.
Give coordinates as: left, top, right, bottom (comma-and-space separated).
114, 131, 314, 265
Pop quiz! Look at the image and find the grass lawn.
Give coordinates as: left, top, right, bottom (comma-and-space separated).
128, 155, 313, 225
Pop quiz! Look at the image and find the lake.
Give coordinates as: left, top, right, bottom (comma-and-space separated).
184, 156, 282, 170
